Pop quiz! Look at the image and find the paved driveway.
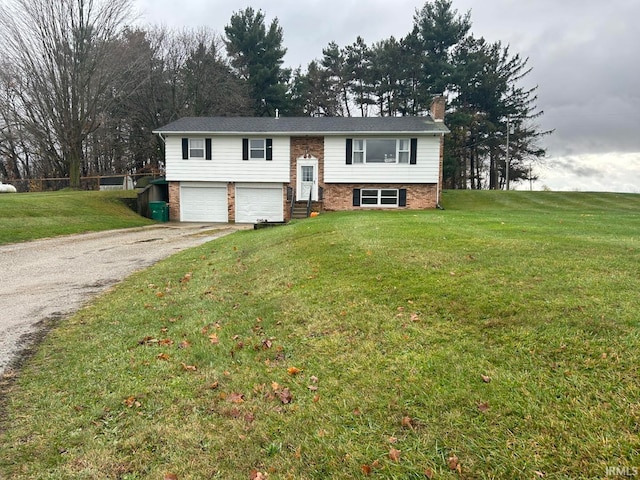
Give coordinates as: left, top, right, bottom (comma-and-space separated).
0, 223, 250, 375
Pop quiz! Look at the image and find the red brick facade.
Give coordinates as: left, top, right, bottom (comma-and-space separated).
168, 181, 180, 221
289, 136, 325, 195
323, 183, 438, 211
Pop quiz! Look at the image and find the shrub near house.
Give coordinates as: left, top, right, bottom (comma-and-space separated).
153, 98, 448, 223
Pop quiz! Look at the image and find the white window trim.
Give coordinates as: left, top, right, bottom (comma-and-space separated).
249, 138, 266, 160
189, 138, 205, 159
352, 139, 409, 164
361, 188, 399, 207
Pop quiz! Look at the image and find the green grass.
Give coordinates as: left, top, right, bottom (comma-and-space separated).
1, 191, 639, 479
0, 190, 153, 245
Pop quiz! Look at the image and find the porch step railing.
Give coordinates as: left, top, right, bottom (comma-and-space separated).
288, 186, 323, 220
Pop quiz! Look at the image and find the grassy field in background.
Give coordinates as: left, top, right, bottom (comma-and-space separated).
0, 190, 153, 245
0, 191, 639, 479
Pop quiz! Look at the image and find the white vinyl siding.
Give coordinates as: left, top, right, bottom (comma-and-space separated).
180, 183, 228, 222
235, 183, 283, 223
166, 136, 289, 182
325, 135, 441, 183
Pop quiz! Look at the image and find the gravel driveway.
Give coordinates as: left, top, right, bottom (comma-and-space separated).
0, 223, 250, 376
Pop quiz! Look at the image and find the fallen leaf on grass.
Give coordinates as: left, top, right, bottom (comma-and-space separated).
287, 366, 302, 376
534, 471, 545, 478
228, 392, 245, 404
361, 464, 372, 475
209, 334, 219, 344
401, 416, 414, 429
448, 455, 461, 473
164, 474, 178, 480
424, 468, 434, 479
477, 401, 490, 413
179, 340, 191, 349
138, 336, 158, 346
181, 363, 197, 371
180, 272, 192, 283
123, 396, 141, 408
307, 385, 318, 391
249, 470, 268, 479
481, 374, 491, 383
389, 448, 401, 462
277, 388, 293, 404
157, 353, 170, 361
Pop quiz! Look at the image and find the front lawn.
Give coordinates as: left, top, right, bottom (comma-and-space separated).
0, 190, 153, 245
1, 191, 639, 479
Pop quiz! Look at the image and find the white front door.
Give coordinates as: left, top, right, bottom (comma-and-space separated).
297, 158, 318, 201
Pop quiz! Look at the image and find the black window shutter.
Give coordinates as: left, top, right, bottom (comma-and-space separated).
242, 138, 249, 160
182, 138, 189, 159
205, 138, 212, 160
399, 189, 407, 207
266, 138, 273, 160
352, 188, 361, 206
410, 138, 418, 164
346, 138, 353, 164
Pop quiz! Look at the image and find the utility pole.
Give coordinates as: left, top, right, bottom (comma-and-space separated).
505, 116, 510, 191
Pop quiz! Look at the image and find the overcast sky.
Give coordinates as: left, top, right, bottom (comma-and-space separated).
133, 0, 640, 193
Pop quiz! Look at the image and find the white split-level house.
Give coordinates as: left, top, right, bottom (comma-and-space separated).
153, 97, 448, 223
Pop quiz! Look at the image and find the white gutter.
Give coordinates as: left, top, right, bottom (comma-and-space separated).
152, 130, 448, 136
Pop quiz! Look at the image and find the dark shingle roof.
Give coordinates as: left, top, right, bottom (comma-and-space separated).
154, 116, 449, 135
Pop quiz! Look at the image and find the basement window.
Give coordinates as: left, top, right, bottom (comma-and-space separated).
361, 189, 399, 206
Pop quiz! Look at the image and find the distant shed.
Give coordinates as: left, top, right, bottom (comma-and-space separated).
99, 176, 134, 191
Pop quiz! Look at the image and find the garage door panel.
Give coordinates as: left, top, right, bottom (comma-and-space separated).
181, 185, 228, 222
236, 185, 283, 223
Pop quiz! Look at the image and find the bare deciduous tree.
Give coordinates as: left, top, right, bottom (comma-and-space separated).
0, 0, 135, 188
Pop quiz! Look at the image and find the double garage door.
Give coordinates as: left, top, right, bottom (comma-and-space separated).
180, 182, 283, 223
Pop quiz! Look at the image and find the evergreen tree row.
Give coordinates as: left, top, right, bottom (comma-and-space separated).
0, 0, 549, 190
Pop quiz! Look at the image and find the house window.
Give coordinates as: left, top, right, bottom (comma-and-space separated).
361, 189, 399, 206
242, 138, 273, 161
189, 139, 205, 158
398, 139, 410, 163
182, 137, 212, 160
350, 139, 414, 164
250, 139, 265, 159
353, 139, 365, 164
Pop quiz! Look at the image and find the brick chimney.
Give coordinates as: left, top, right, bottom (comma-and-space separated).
430, 95, 446, 122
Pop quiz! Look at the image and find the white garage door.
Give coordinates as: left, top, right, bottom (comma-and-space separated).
180, 183, 228, 222
235, 183, 283, 223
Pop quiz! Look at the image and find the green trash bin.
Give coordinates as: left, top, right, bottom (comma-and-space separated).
149, 201, 169, 222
